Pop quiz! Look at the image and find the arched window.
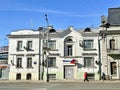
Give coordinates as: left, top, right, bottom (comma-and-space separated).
65, 36, 73, 43
110, 39, 115, 49
84, 28, 91, 32
26, 73, 31, 80
16, 73, 21, 80
67, 39, 72, 42
64, 36, 74, 56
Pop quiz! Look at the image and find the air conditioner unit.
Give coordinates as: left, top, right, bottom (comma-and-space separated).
79, 40, 84, 47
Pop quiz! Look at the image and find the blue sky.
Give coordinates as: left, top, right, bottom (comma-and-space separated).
0, 0, 120, 46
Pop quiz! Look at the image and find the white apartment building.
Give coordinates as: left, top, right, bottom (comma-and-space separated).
8, 26, 100, 81
99, 7, 120, 80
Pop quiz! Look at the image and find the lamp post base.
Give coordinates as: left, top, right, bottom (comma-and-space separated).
46, 74, 49, 82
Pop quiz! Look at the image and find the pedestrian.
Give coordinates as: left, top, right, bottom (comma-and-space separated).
102, 72, 106, 81
84, 72, 89, 82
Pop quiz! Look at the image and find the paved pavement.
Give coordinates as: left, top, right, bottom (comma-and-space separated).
0, 79, 120, 83
50, 79, 120, 83
0, 80, 120, 90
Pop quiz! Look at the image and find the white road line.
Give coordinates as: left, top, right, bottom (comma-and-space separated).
32, 88, 47, 90
0, 84, 60, 89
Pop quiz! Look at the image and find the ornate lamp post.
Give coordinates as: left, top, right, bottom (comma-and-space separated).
44, 14, 56, 82
37, 14, 56, 82
37, 26, 50, 81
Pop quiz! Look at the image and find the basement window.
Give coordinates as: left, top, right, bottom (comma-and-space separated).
49, 74, 56, 80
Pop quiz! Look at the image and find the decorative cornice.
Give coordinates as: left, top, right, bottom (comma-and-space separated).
60, 56, 82, 58
82, 53, 97, 56
100, 30, 120, 35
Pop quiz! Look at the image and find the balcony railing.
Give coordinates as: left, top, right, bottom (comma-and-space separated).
0, 46, 8, 53
0, 60, 8, 64
107, 49, 120, 54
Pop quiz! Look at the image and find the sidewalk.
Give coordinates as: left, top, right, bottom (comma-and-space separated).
50, 79, 120, 83
0, 79, 120, 83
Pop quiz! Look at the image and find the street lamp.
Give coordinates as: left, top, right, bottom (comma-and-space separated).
38, 26, 49, 81
38, 27, 43, 80
44, 14, 56, 82
46, 28, 50, 82
45, 26, 56, 82
98, 23, 110, 80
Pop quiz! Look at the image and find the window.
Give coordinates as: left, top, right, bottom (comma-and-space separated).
67, 39, 73, 43
17, 41, 22, 51
48, 40, 56, 50
87, 73, 95, 80
49, 74, 56, 80
26, 73, 31, 80
84, 40, 93, 49
84, 57, 94, 67
110, 39, 115, 49
27, 41, 32, 50
84, 28, 91, 32
16, 73, 21, 80
16, 58, 22, 68
27, 58, 32, 68
67, 45, 72, 56
48, 57, 56, 67
111, 62, 117, 75
64, 36, 73, 57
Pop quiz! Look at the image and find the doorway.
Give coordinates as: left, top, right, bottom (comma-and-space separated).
64, 66, 74, 79
110, 62, 117, 76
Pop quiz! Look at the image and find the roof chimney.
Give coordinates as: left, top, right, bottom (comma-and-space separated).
47, 26, 53, 30
68, 26, 74, 30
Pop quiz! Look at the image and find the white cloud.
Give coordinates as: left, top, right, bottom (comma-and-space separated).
0, 8, 101, 18
22, 8, 101, 17
70, 14, 101, 17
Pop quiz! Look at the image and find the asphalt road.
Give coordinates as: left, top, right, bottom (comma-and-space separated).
0, 82, 120, 90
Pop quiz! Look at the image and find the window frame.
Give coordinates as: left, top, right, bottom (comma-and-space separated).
110, 39, 115, 49
17, 41, 23, 51
27, 41, 32, 50
16, 58, 22, 68
84, 57, 94, 67
48, 40, 56, 50
27, 57, 32, 68
48, 57, 56, 67
16, 73, 21, 80
67, 45, 72, 56
84, 40, 94, 49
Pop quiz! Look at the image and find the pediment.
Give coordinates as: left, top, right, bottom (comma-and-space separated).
59, 28, 82, 38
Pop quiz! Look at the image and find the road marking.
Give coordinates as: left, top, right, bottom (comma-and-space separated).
32, 88, 47, 90
0, 83, 60, 89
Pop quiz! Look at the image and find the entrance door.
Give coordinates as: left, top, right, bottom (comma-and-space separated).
64, 66, 74, 79
111, 62, 117, 75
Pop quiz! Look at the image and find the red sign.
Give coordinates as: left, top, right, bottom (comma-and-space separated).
70, 59, 78, 64
0, 66, 7, 68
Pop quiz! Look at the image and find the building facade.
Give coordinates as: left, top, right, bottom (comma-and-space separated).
7, 7, 120, 81
100, 7, 120, 80
0, 46, 9, 79
8, 26, 100, 81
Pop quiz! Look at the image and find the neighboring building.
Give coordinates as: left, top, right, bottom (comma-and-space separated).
8, 26, 100, 80
7, 7, 120, 81
99, 7, 120, 79
8, 29, 40, 80
0, 46, 9, 79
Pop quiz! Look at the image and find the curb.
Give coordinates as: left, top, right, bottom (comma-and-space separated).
0, 80, 120, 83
